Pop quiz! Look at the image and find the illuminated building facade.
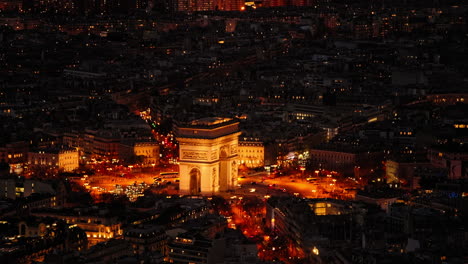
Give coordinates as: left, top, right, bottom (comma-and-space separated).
175, 117, 241, 195
18, 221, 48, 238
168, 0, 246, 12
176, 0, 214, 11
84, 129, 120, 159
0, 141, 28, 174
309, 148, 357, 173
323, 126, 339, 142
163, 0, 313, 12
31, 209, 123, 246
217, 0, 244, 11
308, 199, 353, 216
385, 159, 431, 189
17, 219, 88, 254
28, 148, 79, 172
286, 104, 324, 122
309, 146, 384, 175
427, 93, 466, 105
119, 141, 160, 166
238, 138, 264, 168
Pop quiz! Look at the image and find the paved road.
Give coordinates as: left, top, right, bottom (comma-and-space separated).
237, 173, 357, 200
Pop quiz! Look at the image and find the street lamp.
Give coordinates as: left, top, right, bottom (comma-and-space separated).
312, 246, 319, 256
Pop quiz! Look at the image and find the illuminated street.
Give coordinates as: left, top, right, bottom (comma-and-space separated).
69, 161, 180, 201
237, 172, 359, 200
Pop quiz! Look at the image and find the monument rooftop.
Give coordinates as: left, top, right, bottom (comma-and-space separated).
175, 117, 240, 139
190, 117, 234, 126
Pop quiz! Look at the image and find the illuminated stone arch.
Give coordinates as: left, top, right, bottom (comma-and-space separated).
175, 118, 241, 195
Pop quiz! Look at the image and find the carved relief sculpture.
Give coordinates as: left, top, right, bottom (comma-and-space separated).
182, 151, 208, 160
212, 168, 217, 193
230, 144, 237, 155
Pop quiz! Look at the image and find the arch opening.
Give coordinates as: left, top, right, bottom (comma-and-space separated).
189, 168, 201, 195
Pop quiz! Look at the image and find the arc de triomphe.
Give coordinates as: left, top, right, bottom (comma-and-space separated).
174, 117, 241, 195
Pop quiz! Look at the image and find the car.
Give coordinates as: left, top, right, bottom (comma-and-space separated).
240, 176, 246, 179
291, 180, 296, 182
251, 182, 257, 185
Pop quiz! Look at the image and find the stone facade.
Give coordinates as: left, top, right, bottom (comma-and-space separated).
175, 117, 241, 195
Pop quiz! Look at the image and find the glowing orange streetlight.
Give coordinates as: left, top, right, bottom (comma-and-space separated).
300, 166, 306, 180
